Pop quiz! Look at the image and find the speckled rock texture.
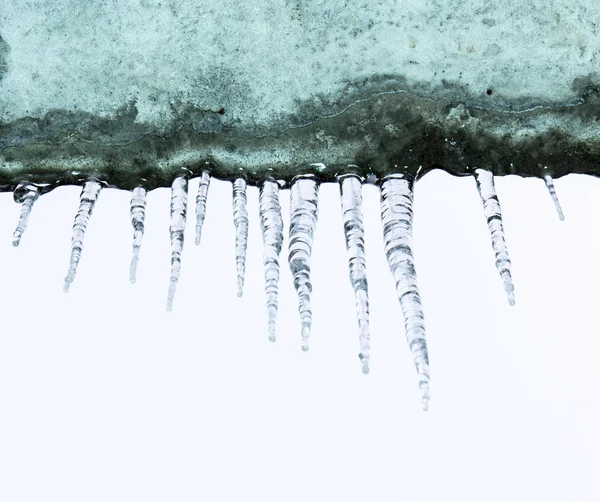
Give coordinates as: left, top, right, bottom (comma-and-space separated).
0, 0, 599, 188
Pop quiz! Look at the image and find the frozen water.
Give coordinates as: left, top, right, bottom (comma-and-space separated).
12, 183, 39, 247
166, 176, 188, 311
543, 174, 565, 221
129, 186, 147, 284
232, 178, 249, 297
195, 171, 211, 246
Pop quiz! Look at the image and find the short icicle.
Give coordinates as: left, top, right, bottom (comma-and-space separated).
12, 183, 40, 247
195, 171, 211, 245
339, 174, 371, 374
259, 178, 284, 342
129, 186, 147, 284
63, 179, 103, 292
380, 174, 430, 410
288, 175, 319, 352
232, 178, 249, 297
543, 173, 565, 221
166, 176, 188, 311
473, 168, 516, 306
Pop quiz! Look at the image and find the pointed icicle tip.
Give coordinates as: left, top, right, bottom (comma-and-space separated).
166, 176, 188, 311
380, 174, 431, 404
289, 175, 319, 351
195, 171, 211, 246
259, 178, 284, 342
12, 183, 40, 247
129, 186, 147, 284
232, 178, 249, 298
543, 174, 565, 221
474, 168, 516, 307
63, 179, 103, 293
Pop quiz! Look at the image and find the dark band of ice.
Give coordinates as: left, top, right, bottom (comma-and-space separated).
543, 174, 565, 221
12, 183, 40, 247
338, 174, 371, 374
166, 176, 188, 311
232, 178, 249, 298
380, 174, 430, 410
288, 174, 320, 352
129, 186, 147, 284
63, 179, 102, 292
195, 171, 211, 246
474, 168, 516, 306
259, 179, 284, 342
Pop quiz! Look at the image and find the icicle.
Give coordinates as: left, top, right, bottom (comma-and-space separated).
195, 171, 211, 245
63, 179, 103, 292
259, 178, 284, 342
543, 174, 565, 221
232, 178, 249, 297
12, 183, 40, 247
474, 168, 516, 306
380, 174, 430, 410
129, 186, 147, 284
339, 174, 371, 374
166, 176, 188, 311
288, 175, 319, 352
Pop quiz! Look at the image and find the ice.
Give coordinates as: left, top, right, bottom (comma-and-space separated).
195, 171, 211, 246
288, 175, 319, 352
63, 179, 103, 292
259, 178, 284, 342
338, 174, 371, 374
380, 174, 430, 410
232, 178, 249, 297
12, 183, 40, 247
129, 186, 147, 284
543, 174, 565, 221
474, 168, 516, 306
166, 176, 188, 311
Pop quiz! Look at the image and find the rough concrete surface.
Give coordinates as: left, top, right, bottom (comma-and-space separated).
1, 1, 599, 187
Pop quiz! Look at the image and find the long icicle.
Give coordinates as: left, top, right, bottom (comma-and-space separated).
195, 171, 211, 245
259, 178, 284, 342
12, 183, 40, 247
166, 176, 188, 311
232, 178, 249, 297
474, 168, 516, 306
129, 186, 147, 284
543, 174, 565, 221
64, 179, 103, 292
380, 174, 430, 410
339, 174, 371, 374
289, 175, 319, 352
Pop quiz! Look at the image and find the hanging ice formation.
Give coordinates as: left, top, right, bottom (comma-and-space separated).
259, 178, 284, 342
195, 171, 211, 246
232, 178, 249, 297
338, 174, 371, 374
288, 175, 320, 352
166, 176, 189, 311
129, 186, 147, 284
380, 174, 430, 410
5, 162, 574, 409
63, 179, 103, 293
473, 168, 516, 307
543, 173, 565, 221
12, 183, 40, 247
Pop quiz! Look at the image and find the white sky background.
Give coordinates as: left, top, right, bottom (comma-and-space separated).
0, 171, 598, 501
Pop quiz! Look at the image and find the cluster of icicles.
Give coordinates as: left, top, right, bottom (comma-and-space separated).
10, 167, 566, 410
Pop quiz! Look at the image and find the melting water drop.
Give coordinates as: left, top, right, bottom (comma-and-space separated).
166, 176, 188, 311
129, 186, 147, 284
64, 179, 103, 293
12, 183, 40, 247
259, 178, 284, 342
380, 173, 430, 411
232, 178, 249, 297
474, 168, 516, 306
338, 174, 371, 374
288, 175, 319, 352
195, 171, 211, 246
